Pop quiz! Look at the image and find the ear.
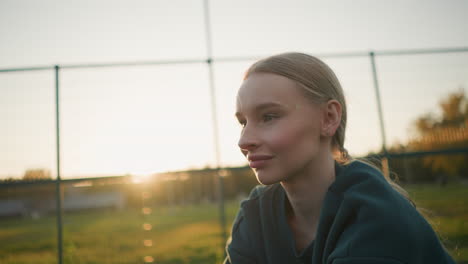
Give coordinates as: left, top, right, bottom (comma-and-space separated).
321, 100, 342, 137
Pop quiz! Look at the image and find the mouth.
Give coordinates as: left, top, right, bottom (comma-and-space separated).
248, 155, 273, 169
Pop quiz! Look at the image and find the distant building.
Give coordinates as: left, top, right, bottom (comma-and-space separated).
0, 191, 125, 218
63, 191, 125, 211
0, 200, 27, 217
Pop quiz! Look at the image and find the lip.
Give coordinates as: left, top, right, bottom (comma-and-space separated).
247, 155, 273, 169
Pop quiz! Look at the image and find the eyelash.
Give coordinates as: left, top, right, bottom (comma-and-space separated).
238, 114, 278, 128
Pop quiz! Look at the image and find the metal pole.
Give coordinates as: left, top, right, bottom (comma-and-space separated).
369, 52, 390, 176
369, 52, 388, 152
202, 0, 227, 254
54, 65, 64, 264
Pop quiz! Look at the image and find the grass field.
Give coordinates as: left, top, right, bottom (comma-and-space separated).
405, 184, 468, 263
0, 183, 467, 264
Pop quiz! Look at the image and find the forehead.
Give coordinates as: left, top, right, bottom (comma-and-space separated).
236, 73, 307, 113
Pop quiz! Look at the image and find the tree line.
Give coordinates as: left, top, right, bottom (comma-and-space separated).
375, 89, 468, 184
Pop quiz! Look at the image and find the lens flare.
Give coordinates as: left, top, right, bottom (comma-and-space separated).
143, 239, 153, 247
143, 223, 152, 231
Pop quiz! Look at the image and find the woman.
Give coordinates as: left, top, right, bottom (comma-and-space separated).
224, 52, 455, 264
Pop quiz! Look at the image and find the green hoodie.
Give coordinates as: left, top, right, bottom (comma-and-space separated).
224, 160, 455, 264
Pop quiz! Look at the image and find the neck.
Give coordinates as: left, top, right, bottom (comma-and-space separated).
281, 152, 336, 251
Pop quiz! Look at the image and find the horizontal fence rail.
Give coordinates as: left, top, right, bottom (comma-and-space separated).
2, 46, 468, 73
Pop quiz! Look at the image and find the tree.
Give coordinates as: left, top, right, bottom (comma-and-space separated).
23, 168, 52, 181
408, 89, 468, 184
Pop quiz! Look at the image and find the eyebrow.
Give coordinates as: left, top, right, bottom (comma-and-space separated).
235, 102, 284, 118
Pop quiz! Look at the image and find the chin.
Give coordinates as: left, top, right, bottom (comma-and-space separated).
255, 170, 281, 185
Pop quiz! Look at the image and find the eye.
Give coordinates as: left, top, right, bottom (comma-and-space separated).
237, 120, 246, 128
263, 114, 277, 122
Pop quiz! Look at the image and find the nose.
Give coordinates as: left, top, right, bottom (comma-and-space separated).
238, 126, 259, 154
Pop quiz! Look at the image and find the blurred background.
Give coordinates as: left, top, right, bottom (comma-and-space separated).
0, 0, 467, 263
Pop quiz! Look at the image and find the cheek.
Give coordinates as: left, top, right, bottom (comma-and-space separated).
268, 121, 320, 153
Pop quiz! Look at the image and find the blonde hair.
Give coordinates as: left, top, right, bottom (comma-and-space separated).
244, 52, 414, 201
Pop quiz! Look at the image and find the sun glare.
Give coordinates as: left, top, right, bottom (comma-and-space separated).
131, 174, 151, 184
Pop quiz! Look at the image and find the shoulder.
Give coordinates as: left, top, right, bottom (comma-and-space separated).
332, 160, 416, 218
230, 183, 282, 236
225, 184, 281, 263
330, 160, 406, 208
331, 160, 386, 193
237, 183, 282, 213
326, 160, 454, 263
230, 184, 271, 234
245, 183, 280, 201
245, 184, 270, 200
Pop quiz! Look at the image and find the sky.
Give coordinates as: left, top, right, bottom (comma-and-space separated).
1, 0, 468, 179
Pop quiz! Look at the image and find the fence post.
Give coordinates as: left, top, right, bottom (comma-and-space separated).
203, 0, 228, 258
54, 65, 64, 264
369, 52, 390, 176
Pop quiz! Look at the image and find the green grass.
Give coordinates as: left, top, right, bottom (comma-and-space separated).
0, 202, 240, 264
0, 184, 466, 263
405, 183, 468, 263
